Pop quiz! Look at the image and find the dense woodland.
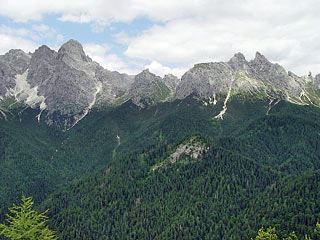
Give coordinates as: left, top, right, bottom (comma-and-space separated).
1, 95, 320, 239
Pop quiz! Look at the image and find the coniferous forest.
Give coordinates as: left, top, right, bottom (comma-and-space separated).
1, 95, 320, 239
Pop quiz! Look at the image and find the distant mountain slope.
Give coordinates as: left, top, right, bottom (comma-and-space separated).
41, 134, 320, 239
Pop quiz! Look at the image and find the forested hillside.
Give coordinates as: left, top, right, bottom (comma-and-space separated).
41, 135, 320, 239
1, 95, 320, 239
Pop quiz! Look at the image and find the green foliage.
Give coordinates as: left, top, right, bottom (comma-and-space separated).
253, 227, 279, 240
2, 96, 320, 239
151, 79, 171, 102
315, 223, 320, 236
40, 133, 320, 239
283, 232, 298, 240
0, 195, 57, 240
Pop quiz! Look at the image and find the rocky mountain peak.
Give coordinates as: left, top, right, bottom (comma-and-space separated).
228, 52, 249, 71
58, 39, 89, 63
229, 52, 247, 63
0, 49, 32, 95
32, 45, 57, 61
126, 69, 173, 107
5, 49, 31, 59
2, 49, 31, 68
135, 69, 158, 82
163, 74, 180, 95
252, 52, 270, 65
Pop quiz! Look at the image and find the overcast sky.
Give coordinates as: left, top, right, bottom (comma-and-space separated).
0, 0, 319, 77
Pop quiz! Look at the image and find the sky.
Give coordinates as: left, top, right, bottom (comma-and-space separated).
0, 0, 319, 78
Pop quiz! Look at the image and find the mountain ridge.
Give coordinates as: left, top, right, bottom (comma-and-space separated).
1, 39, 319, 127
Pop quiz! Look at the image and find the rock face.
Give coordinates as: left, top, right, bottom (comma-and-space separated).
95, 68, 134, 106
314, 74, 320, 89
176, 52, 315, 106
0, 40, 136, 126
0, 39, 319, 127
0, 50, 31, 95
27, 40, 102, 115
248, 52, 302, 97
126, 69, 175, 107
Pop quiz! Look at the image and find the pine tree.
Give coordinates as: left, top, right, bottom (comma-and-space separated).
0, 195, 57, 240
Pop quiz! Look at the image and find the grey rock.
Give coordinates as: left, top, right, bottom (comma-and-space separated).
163, 74, 180, 91
27, 42, 98, 114
126, 69, 172, 107
1, 39, 320, 126
249, 52, 301, 96
0, 39, 135, 126
314, 74, 320, 89
95, 68, 134, 105
24, 39, 134, 118
0, 49, 31, 95
176, 52, 309, 103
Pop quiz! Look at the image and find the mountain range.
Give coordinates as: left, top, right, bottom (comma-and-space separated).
1, 39, 320, 127
1, 40, 320, 239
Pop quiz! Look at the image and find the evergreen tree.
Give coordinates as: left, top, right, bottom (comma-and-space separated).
314, 223, 320, 236
253, 227, 279, 240
0, 195, 57, 240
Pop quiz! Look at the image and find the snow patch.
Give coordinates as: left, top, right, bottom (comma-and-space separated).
300, 90, 314, 105
214, 74, 234, 120
6, 70, 47, 114
287, 94, 306, 106
202, 94, 217, 106
266, 98, 280, 115
67, 81, 102, 130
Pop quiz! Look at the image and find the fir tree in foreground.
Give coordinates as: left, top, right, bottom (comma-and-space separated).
0, 195, 57, 240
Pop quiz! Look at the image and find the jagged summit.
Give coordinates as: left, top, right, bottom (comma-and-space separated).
5, 49, 31, 58
229, 52, 247, 63
1, 39, 320, 127
176, 51, 319, 111
137, 69, 153, 77
58, 39, 89, 63
228, 52, 250, 71
32, 45, 57, 61
253, 51, 269, 63
126, 68, 176, 107
0, 48, 31, 95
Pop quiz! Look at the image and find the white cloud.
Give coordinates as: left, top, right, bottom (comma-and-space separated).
123, 0, 320, 76
83, 43, 187, 77
113, 31, 131, 45
58, 14, 92, 23
56, 34, 64, 43
0, 24, 60, 42
0, 33, 37, 54
83, 43, 139, 75
145, 61, 188, 78
0, 25, 30, 37
32, 24, 50, 32
0, 0, 319, 75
